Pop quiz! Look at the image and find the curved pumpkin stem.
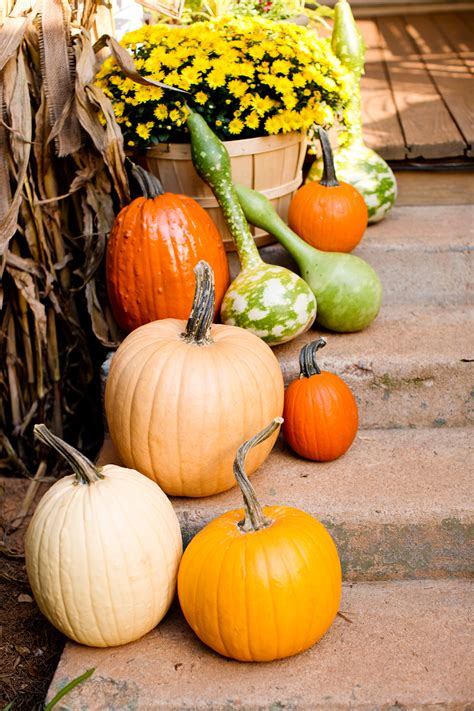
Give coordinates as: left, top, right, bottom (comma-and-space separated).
128, 159, 164, 199
235, 418, 283, 532
299, 337, 327, 378
318, 128, 340, 188
34, 424, 103, 485
182, 260, 215, 345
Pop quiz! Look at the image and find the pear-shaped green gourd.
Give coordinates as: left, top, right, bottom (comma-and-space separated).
308, 0, 397, 223
235, 184, 382, 332
186, 111, 316, 345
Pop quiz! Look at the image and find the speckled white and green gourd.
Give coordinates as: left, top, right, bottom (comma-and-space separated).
307, 0, 397, 223
186, 111, 316, 346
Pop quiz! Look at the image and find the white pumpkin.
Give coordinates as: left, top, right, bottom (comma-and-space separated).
25, 425, 182, 648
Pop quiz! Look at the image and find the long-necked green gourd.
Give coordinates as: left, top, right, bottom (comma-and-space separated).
307, 0, 397, 223
235, 184, 382, 332
186, 111, 316, 346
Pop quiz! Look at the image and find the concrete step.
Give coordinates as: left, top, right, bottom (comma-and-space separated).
273, 304, 473, 429
229, 205, 474, 307
47, 579, 473, 710
98, 427, 473, 581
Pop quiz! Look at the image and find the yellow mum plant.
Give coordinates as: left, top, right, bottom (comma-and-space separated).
96, 16, 350, 146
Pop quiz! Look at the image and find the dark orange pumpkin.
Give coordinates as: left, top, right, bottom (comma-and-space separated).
288, 128, 368, 253
283, 337, 358, 461
106, 164, 230, 332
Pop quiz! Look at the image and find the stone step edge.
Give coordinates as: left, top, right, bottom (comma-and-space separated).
97, 429, 474, 581
46, 579, 474, 710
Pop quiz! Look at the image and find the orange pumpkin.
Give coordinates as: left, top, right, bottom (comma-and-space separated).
178, 418, 342, 662
105, 261, 284, 497
106, 164, 230, 332
283, 337, 358, 461
288, 128, 368, 252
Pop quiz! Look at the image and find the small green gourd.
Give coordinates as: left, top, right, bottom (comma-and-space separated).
307, 0, 397, 223
235, 184, 382, 332
186, 111, 316, 346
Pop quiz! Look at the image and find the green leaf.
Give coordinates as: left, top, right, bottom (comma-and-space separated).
43, 668, 95, 711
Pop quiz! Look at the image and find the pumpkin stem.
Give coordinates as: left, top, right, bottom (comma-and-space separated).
33, 424, 104, 486
235, 418, 283, 533
182, 260, 215, 345
128, 159, 165, 198
318, 128, 340, 188
299, 337, 327, 377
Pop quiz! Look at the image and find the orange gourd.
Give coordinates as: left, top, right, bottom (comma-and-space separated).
106, 164, 230, 332
105, 261, 284, 497
283, 337, 358, 461
288, 128, 368, 252
178, 418, 342, 662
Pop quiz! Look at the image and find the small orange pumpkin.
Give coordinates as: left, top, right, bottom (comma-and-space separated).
283, 337, 358, 461
106, 164, 230, 332
288, 128, 368, 252
178, 418, 342, 662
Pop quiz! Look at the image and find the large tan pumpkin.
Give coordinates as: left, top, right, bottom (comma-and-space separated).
105, 261, 284, 497
25, 425, 182, 648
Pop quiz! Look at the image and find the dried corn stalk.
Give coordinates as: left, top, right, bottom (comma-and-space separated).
0, 0, 130, 474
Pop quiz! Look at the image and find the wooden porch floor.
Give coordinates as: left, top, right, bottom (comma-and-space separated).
359, 10, 474, 160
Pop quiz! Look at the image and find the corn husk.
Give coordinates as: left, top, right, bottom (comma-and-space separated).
0, 0, 129, 473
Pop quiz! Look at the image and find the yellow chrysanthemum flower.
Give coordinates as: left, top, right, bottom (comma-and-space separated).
271, 60, 292, 76
245, 112, 260, 129
248, 45, 265, 61
228, 118, 244, 135
154, 105, 168, 120
251, 94, 277, 116
113, 101, 125, 118
264, 116, 281, 134
195, 92, 209, 105
96, 15, 350, 145
228, 80, 248, 98
192, 57, 212, 73
136, 123, 152, 140
282, 93, 298, 111
239, 94, 253, 110
207, 68, 227, 89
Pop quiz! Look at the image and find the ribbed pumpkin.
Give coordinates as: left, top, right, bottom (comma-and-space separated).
25, 425, 182, 648
178, 418, 342, 662
288, 127, 368, 252
106, 164, 230, 332
105, 261, 284, 497
283, 338, 358, 461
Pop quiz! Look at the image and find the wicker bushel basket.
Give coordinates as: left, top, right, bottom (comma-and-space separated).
134, 132, 307, 251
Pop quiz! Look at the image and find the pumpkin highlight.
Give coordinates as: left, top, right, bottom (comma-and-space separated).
25, 425, 182, 648
283, 338, 358, 461
105, 260, 284, 497
178, 418, 342, 662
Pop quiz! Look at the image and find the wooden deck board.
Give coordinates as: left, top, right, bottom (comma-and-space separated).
458, 11, 474, 35
360, 11, 473, 160
359, 19, 407, 159
432, 13, 474, 73
376, 15, 465, 158
405, 14, 474, 157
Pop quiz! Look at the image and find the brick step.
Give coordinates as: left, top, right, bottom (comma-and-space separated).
98, 427, 473, 581
273, 304, 473, 429
47, 579, 473, 710
229, 205, 474, 307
